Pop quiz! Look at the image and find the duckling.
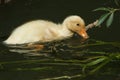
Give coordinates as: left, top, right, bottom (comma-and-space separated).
4, 15, 89, 47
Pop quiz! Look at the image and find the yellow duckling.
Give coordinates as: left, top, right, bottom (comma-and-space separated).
4, 15, 89, 45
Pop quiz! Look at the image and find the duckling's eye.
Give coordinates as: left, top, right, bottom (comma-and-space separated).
76, 23, 80, 26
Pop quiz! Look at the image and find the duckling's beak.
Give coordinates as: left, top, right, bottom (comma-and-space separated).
77, 28, 89, 39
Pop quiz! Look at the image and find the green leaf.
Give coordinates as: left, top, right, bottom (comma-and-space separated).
96, 13, 110, 26
85, 57, 106, 67
93, 7, 111, 12
106, 13, 114, 27
89, 58, 110, 74
82, 57, 106, 73
114, 0, 120, 6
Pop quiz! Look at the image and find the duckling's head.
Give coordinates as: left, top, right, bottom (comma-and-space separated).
63, 15, 89, 39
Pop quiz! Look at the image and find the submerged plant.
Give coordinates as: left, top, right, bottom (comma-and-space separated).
0, 40, 120, 79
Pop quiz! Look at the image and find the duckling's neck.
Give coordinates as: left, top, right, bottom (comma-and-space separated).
42, 24, 74, 42
60, 24, 74, 38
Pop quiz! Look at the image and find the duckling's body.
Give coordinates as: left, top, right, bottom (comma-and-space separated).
4, 20, 73, 44
4, 15, 89, 44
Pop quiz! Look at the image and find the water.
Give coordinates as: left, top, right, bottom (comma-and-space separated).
0, 37, 120, 80
0, 0, 120, 80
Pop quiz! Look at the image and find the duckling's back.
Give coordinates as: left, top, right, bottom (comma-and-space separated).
4, 20, 58, 44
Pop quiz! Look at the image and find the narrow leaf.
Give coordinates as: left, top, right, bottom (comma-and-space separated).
90, 58, 110, 74
85, 57, 106, 67
106, 13, 114, 27
96, 13, 110, 26
93, 7, 111, 12
114, 0, 120, 6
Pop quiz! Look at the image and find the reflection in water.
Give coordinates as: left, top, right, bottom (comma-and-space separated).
3, 36, 87, 56
4, 43, 48, 56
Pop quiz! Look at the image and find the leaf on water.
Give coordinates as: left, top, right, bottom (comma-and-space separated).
15, 67, 52, 71
96, 13, 110, 26
106, 13, 114, 27
82, 57, 106, 73
89, 58, 110, 74
93, 7, 111, 12
85, 57, 106, 67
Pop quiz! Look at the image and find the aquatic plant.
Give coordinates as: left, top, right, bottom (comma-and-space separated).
93, 0, 120, 27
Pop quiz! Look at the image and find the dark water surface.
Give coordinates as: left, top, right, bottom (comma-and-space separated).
0, 0, 120, 80
0, 37, 120, 80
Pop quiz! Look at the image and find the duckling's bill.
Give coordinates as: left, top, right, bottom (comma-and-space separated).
76, 28, 89, 39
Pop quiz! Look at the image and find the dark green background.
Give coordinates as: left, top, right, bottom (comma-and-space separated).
0, 0, 120, 41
